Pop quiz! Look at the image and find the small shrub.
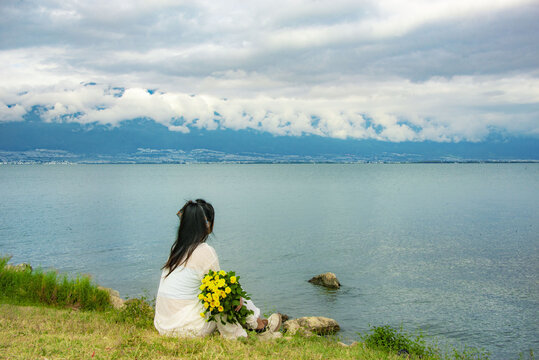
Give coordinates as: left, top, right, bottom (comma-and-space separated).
114, 296, 154, 328
361, 325, 493, 360
360, 324, 436, 358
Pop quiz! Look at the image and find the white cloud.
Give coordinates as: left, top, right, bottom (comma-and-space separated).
0, 0, 538, 143
2, 73, 537, 142
0, 102, 25, 122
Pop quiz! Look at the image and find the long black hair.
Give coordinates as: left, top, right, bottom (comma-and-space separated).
162, 199, 215, 277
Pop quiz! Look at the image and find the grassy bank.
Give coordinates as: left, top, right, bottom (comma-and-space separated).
0, 257, 495, 359
0, 257, 110, 311
0, 303, 409, 360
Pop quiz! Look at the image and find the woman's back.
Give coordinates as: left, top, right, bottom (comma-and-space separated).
154, 242, 219, 337
158, 243, 219, 299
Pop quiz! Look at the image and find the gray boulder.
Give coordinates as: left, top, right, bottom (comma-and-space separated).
308, 272, 340, 289
5, 263, 32, 272
283, 316, 340, 336
98, 286, 125, 309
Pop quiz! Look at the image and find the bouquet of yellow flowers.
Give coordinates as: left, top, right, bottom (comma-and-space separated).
198, 269, 254, 325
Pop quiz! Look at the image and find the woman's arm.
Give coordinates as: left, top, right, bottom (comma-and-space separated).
235, 297, 243, 311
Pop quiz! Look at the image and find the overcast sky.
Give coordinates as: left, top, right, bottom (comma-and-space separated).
1, 0, 538, 142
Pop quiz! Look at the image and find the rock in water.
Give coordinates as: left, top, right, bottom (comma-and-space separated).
308, 272, 340, 289
283, 316, 340, 336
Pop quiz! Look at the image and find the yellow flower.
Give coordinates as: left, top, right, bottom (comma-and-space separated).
210, 301, 216, 307
199, 284, 206, 290
210, 307, 214, 312
198, 294, 204, 300
212, 293, 220, 301
206, 294, 212, 302
204, 302, 209, 309
203, 275, 212, 283
220, 291, 226, 298
218, 306, 224, 312
218, 279, 226, 287
225, 287, 231, 294
230, 276, 236, 284
214, 275, 219, 281
200, 312, 205, 318
219, 270, 226, 276
214, 300, 220, 307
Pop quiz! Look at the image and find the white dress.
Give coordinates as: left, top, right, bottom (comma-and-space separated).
154, 242, 260, 339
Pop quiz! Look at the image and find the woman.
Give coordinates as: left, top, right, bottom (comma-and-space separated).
154, 199, 281, 339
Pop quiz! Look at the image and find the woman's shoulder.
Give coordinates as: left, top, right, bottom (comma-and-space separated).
186, 242, 219, 270
193, 242, 218, 258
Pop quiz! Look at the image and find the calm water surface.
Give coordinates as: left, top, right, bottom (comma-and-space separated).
1, 164, 537, 359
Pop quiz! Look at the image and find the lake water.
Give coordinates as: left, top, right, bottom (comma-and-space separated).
0, 163, 537, 359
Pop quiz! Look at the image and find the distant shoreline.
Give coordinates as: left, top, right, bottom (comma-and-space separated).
2, 160, 539, 165
2, 147, 539, 165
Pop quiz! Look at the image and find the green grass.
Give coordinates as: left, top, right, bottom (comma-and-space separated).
0, 256, 111, 311
114, 296, 155, 328
359, 324, 492, 360
0, 256, 518, 359
361, 324, 435, 357
0, 303, 408, 360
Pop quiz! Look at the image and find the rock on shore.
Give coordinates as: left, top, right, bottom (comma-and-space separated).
308, 272, 340, 289
98, 286, 125, 309
283, 316, 340, 336
5, 263, 32, 272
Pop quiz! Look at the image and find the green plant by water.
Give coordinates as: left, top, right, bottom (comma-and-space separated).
114, 295, 155, 328
0, 256, 110, 311
360, 324, 490, 360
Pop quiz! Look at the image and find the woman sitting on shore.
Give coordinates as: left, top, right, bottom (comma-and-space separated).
154, 199, 281, 339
